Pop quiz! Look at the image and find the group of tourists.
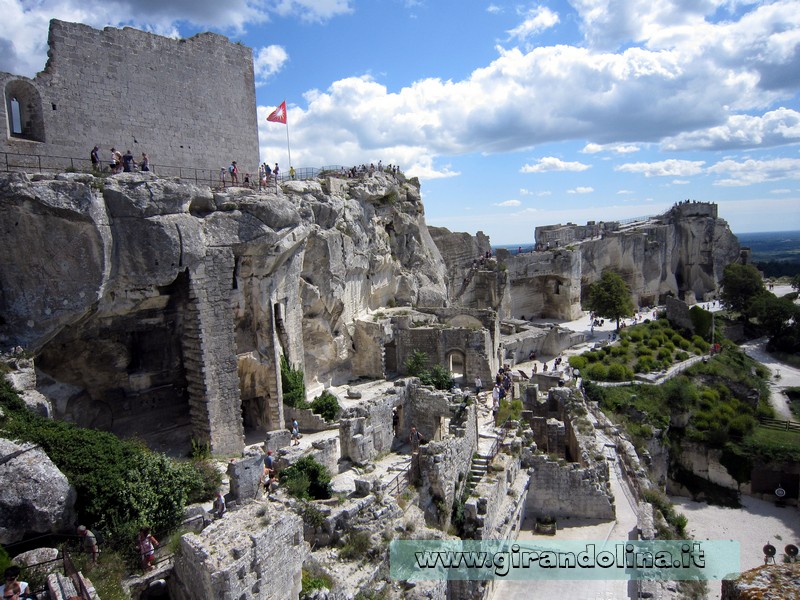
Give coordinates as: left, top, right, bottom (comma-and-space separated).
91, 146, 149, 174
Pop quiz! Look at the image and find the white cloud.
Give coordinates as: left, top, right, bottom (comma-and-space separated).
487, 4, 502, 14
496, 199, 522, 207
519, 188, 533, 195
521, 157, 591, 173
671, 179, 690, 185
568, 186, 594, 194
771, 188, 792, 194
617, 189, 634, 194
253, 45, 289, 86
707, 157, 800, 186
661, 108, 800, 151
537, 191, 552, 196
507, 6, 559, 42
615, 159, 705, 177
581, 142, 640, 154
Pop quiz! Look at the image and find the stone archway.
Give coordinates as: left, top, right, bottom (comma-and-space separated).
5, 80, 45, 142
447, 349, 466, 385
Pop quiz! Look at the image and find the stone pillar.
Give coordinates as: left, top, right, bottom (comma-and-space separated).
182, 248, 244, 456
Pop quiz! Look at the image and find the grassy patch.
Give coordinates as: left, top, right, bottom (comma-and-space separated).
743, 426, 800, 463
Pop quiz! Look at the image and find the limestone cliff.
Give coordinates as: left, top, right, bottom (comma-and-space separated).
431, 202, 740, 320
0, 171, 447, 454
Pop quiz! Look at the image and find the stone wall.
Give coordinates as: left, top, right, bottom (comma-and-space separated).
524, 454, 615, 520
172, 503, 306, 600
416, 399, 478, 528
0, 20, 260, 176
339, 393, 396, 464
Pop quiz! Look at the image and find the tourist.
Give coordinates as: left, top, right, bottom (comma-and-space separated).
243, 173, 250, 186
264, 162, 272, 186
213, 491, 226, 518
0, 566, 29, 599
140, 153, 150, 172
90, 146, 100, 171
409, 426, 423, 452
273, 163, 279, 182
229, 161, 238, 185
264, 450, 275, 478
289, 165, 296, 180
474, 376, 482, 395
291, 419, 300, 446
77, 524, 98, 564
122, 150, 136, 172
137, 527, 159, 572
109, 147, 120, 173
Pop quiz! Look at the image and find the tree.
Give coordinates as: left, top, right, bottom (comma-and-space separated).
751, 294, 798, 337
585, 270, 634, 330
720, 263, 765, 320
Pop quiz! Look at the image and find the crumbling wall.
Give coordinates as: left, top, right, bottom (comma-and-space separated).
524, 454, 614, 520
339, 394, 396, 464
0, 20, 260, 175
417, 400, 478, 528
172, 503, 307, 600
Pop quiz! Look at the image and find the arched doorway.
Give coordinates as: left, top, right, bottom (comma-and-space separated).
447, 349, 466, 385
5, 80, 45, 142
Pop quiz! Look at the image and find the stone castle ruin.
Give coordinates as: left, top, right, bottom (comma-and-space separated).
0, 21, 756, 600
1, 20, 259, 177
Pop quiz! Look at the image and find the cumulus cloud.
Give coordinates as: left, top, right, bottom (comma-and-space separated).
661, 108, 800, 151
507, 6, 559, 42
770, 188, 792, 194
254, 45, 289, 86
615, 159, 705, 177
521, 157, 591, 173
671, 179, 690, 185
707, 157, 800, 186
582, 142, 641, 154
568, 186, 594, 194
617, 189, 634, 194
496, 199, 522, 207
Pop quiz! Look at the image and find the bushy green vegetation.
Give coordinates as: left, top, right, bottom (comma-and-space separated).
281, 353, 307, 407
0, 380, 217, 551
578, 318, 712, 382
311, 391, 341, 422
404, 350, 453, 390
280, 455, 332, 500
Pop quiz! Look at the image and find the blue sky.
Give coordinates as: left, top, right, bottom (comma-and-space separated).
2, 0, 800, 243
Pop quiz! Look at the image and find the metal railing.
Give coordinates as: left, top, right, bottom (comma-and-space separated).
0, 151, 405, 188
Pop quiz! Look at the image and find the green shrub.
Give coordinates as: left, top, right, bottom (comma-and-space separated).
679, 338, 691, 350
302, 570, 334, 595
586, 363, 608, 380
420, 364, 453, 390
657, 347, 673, 361
185, 459, 223, 504
676, 351, 689, 361
635, 357, 655, 373
691, 336, 710, 353
610, 345, 628, 358
0, 380, 196, 544
339, 531, 373, 560
689, 306, 713, 340
280, 456, 332, 500
281, 354, 307, 408
606, 363, 631, 381
584, 351, 600, 363
404, 349, 428, 376
311, 391, 341, 422
569, 356, 587, 370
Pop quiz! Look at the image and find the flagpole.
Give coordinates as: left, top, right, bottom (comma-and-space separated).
285, 120, 292, 172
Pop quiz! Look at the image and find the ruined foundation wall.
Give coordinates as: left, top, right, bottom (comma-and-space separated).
172, 504, 306, 600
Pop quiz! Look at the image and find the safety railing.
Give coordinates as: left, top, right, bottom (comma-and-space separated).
0, 151, 404, 188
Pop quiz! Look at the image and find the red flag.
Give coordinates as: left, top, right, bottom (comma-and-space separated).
267, 101, 287, 124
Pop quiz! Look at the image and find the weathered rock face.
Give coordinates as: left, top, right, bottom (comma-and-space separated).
0, 438, 76, 543
0, 172, 448, 455
721, 563, 800, 599
431, 202, 740, 320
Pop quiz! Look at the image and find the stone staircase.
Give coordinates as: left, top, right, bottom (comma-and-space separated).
467, 452, 492, 490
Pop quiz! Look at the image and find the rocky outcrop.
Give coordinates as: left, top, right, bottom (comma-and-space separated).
0, 438, 76, 543
721, 563, 800, 599
0, 171, 448, 455
433, 202, 739, 320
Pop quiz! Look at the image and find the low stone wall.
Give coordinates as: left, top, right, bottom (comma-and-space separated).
466, 451, 528, 539
172, 503, 306, 600
227, 454, 265, 501
284, 404, 338, 434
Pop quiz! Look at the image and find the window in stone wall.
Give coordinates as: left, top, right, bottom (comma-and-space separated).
5, 80, 45, 142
